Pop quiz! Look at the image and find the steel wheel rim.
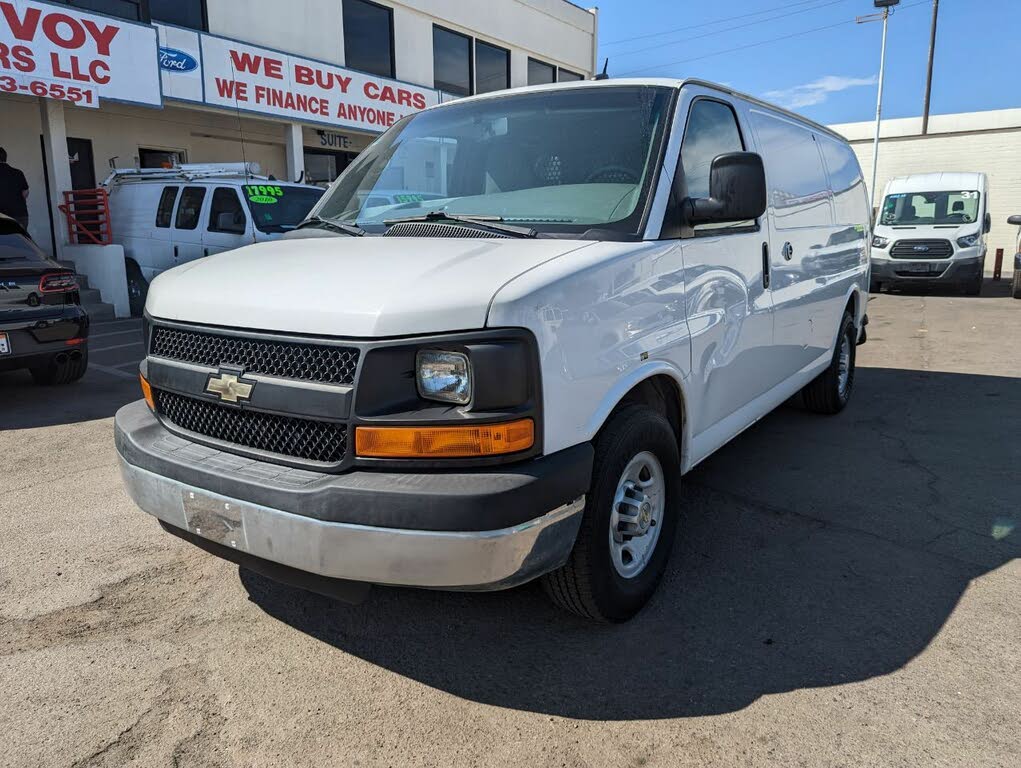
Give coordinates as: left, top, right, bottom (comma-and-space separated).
608, 451, 665, 579
837, 332, 852, 398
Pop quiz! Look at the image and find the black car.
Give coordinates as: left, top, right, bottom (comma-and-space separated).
0, 215, 89, 384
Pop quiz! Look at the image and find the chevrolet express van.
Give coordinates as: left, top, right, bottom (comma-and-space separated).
115, 79, 871, 622
870, 172, 990, 294
105, 164, 324, 315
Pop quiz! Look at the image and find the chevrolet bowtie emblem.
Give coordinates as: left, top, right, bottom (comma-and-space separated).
205, 372, 255, 403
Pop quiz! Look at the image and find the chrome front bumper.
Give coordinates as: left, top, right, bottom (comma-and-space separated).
119, 457, 585, 591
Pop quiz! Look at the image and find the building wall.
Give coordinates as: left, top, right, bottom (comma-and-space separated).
830, 109, 1021, 268
206, 0, 596, 88
2, 97, 52, 249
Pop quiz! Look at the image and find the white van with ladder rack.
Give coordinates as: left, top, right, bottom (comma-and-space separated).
103, 163, 324, 315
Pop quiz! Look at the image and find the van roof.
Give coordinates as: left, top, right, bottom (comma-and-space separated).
429, 77, 848, 144
885, 172, 987, 194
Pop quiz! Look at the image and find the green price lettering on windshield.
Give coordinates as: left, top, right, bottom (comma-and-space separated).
245, 185, 285, 204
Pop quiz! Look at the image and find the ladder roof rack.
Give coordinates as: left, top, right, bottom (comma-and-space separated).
102, 162, 267, 186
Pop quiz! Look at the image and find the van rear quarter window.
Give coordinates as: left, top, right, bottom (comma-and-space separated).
155, 186, 179, 228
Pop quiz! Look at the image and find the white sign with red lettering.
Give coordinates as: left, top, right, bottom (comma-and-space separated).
0, 0, 159, 107
200, 35, 439, 133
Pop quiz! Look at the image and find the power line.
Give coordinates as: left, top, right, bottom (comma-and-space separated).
612, 0, 849, 59
601, 0, 842, 46
618, 0, 929, 77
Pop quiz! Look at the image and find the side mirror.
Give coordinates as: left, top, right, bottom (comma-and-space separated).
685, 152, 767, 225
1007, 215, 1021, 226
983, 212, 991, 233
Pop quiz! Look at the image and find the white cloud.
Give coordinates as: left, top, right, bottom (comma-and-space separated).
763, 74, 878, 109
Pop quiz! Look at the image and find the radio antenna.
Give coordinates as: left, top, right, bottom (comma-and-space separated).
228, 58, 253, 186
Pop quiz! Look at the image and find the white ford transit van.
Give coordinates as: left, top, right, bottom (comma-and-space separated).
116, 79, 871, 621
105, 164, 324, 315
870, 172, 990, 294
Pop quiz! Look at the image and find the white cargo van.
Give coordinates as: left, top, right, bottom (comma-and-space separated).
116, 79, 871, 621
105, 164, 324, 315
870, 172, 990, 294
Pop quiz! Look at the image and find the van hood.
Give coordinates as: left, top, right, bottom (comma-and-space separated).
145, 236, 592, 337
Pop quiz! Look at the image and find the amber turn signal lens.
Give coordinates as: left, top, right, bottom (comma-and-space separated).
139, 373, 155, 411
355, 419, 534, 458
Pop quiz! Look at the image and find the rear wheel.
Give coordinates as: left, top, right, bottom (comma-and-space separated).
543, 405, 680, 622
802, 313, 856, 414
1012, 269, 1021, 300
126, 261, 148, 317
30, 346, 89, 385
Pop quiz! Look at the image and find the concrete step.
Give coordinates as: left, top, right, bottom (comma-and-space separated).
84, 303, 116, 323
79, 287, 104, 304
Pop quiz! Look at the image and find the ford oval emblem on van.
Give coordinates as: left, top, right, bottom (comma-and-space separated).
913, 245, 930, 252
158, 47, 199, 73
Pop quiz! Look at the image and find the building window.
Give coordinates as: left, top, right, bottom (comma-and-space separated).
51, 1, 207, 28
52, 1, 143, 21
475, 40, 509, 95
527, 58, 556, 86
558, 69, 585, 82
343, 0, 395, 79
149, 0, 207, 30
433, 26, 472, 96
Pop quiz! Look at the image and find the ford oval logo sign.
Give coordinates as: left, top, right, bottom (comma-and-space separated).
158, 47, 198, 73
913, 245, 930, 252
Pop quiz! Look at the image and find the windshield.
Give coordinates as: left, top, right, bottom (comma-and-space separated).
880, 190, 980, 226
312, 85, 675, 237
0, 231, 47, 267
243, 185, 325, 233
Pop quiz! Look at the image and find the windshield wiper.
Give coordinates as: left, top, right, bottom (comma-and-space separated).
383, 212, 537, 238
296, 216, 365, 237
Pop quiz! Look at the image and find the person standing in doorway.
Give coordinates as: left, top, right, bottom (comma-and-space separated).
0, 147, 30, 230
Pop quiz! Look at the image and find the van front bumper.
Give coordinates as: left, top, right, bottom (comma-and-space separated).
870, 255, 983, 286
115, 401, 591, 590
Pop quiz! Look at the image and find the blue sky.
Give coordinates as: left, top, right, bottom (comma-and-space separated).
596, 0, 1019, 125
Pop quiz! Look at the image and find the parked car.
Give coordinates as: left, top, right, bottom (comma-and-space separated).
116, 79, 870, 622
1010, 214, 1021, 299
105, 164, 324, 315
870, 172, 990, 295
0, 215, 89, 384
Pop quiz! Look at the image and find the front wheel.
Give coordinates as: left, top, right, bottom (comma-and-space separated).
801, 313, 856, 414
1012, 269, 1021, 300
543, 405, 680, 622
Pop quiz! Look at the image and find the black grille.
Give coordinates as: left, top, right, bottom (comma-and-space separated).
155, 390, 348, 464
150, 326, 359, 385
890, 239, 953, 259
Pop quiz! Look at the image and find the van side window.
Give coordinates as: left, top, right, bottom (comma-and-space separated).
750, 111, 833, 230
208, 187, 247, 234
175, 186, 206, 230
680, 99, 753, 233
818, 136, 865, 226
155, 186, 179, 228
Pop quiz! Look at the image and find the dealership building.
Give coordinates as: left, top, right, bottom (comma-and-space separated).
1, 0, 598, 256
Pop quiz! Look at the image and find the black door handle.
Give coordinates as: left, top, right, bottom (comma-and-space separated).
762, 242, 770, 289
173, 245, 179, 259
203, 248, 209, 257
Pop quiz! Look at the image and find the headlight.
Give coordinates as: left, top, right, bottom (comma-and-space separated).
416, 350, 472, 405
871, 235, 889, 249
956, 233, 981, 248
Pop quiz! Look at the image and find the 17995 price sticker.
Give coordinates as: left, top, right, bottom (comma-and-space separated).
0, 76, 98, 108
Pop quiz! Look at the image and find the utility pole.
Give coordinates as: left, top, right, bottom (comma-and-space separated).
858, 1, 899, 211
921, 0, 940, 135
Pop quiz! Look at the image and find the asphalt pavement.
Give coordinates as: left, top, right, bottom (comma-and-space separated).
0, 283, 1018, 767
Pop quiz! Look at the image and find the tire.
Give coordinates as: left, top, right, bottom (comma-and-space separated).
1013, 269, 1021, 300
126, 261, 148, 318
543, 405, 680, 622
963, 274, 982, 296
30, 346, 89, 386
869, 278, 881, 294
801, 313, 856, 415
